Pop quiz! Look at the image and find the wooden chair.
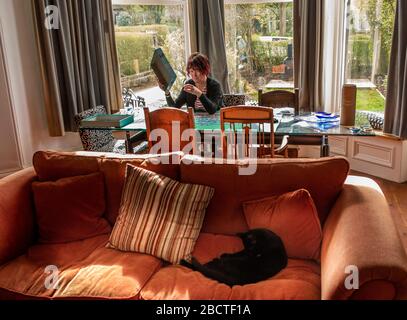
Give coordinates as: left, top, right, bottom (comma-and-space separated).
258, 89, 300, 158
220, 106, 289, 159
143, 107, 196, 154
258, 88, 300, 115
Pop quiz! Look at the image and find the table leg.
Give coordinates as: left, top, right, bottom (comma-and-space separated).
320, 135, 330, 157
125, 131, 131, 154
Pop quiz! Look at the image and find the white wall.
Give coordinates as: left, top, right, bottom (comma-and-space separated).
0, 21, 22, 176
0, 0, 82, 170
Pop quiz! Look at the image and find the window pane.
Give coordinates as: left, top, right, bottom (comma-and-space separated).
113, 2, 186, 107
345, 0, 396, 113
225, 1, 294, 99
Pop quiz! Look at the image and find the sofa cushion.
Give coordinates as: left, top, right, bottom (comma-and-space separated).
32, 151, 183, 225
33, 151, 182, 182
33, 151, 101, 181
0, 235, 109, 298
140, 232, 320, 300
53, 245, 162, 299
192, 233, 244, 264
242, 189, 322, 260
108, 165, 214, 264
228, 259, 321, 300
32, 172, 111, 243
180, 157, 349, 235
0, 235, 163, 299
140, 259, 320, 300
99, 154, 181, 224
0, 168, 37, 266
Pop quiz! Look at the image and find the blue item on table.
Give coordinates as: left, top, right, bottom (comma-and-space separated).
315, 112, 339, 120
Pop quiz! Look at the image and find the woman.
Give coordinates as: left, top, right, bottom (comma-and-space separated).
158, 52, 223, 115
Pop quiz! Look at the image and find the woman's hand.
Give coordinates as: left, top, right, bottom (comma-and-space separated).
183, 84, 202, 97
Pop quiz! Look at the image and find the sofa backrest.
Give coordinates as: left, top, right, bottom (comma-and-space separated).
33, 151, 182, 224
180, 156, 349, 235
33, 151, 349, 235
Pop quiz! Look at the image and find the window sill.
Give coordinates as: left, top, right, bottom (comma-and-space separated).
373, 131, 404, 141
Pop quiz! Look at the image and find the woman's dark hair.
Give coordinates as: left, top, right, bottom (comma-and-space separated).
187, 52, 211, 76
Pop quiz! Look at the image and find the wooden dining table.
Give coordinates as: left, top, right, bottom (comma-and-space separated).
80, 107, 375, 157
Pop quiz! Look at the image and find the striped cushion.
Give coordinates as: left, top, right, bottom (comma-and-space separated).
108, 164, 214, 264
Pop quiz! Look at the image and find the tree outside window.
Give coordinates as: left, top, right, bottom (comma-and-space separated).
345, 0, 396, 113
224, 1, 294, 100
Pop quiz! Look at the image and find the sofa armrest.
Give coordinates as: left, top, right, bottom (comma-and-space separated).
321, 176, 407, 300
0, 168, 37, 265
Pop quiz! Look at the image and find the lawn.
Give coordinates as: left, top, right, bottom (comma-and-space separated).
249, 88, 385, 113
356, 89, 385, 113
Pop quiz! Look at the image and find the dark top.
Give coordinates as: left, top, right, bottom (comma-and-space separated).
165, 77, 223, 114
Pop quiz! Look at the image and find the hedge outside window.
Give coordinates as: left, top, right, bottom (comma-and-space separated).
112, 0, 186, 108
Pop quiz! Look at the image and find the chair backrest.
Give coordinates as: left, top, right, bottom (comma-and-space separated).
220, 106, 275, 159
74, 106, 116, 152
223, 94, 246, 107
258, 89, 299, 115
122, 87, 146, 109
144, 107, 196, 154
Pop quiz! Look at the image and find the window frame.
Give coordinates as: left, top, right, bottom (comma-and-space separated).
112, 0, 394, 116
112, 0, 190, 65
342, 0, 395, 115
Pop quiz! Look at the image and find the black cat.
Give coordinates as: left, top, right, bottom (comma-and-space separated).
181, 228, 288, 286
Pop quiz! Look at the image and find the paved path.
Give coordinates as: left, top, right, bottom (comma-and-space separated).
137, 86, 167, 108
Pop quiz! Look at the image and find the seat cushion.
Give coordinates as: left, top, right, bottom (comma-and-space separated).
140, 260, 320, 300
140, 232, 321, 300
229, 259, 321, 300
0, 235, 163, 299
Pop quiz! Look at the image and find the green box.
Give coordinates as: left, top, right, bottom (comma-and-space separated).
81, 114, 134, 128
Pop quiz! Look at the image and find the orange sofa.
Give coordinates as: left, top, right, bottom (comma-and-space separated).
0, 150, 406, 300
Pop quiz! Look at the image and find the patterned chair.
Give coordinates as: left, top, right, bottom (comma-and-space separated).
122, 88, 146, 111
74, 106, 148, 154
222, 94, 246, 107
357, 110, 384, 130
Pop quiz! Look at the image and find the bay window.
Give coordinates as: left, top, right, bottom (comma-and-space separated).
345, 0, 396, 113
224, 0, 294, 99
111, 0, 396, 117
112, 0, 186, 107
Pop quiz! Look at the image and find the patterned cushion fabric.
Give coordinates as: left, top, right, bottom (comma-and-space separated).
78, 128, 121, 153
223, 94, 246, 107
242, 189, 322, 261
108, 164, 215, 264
